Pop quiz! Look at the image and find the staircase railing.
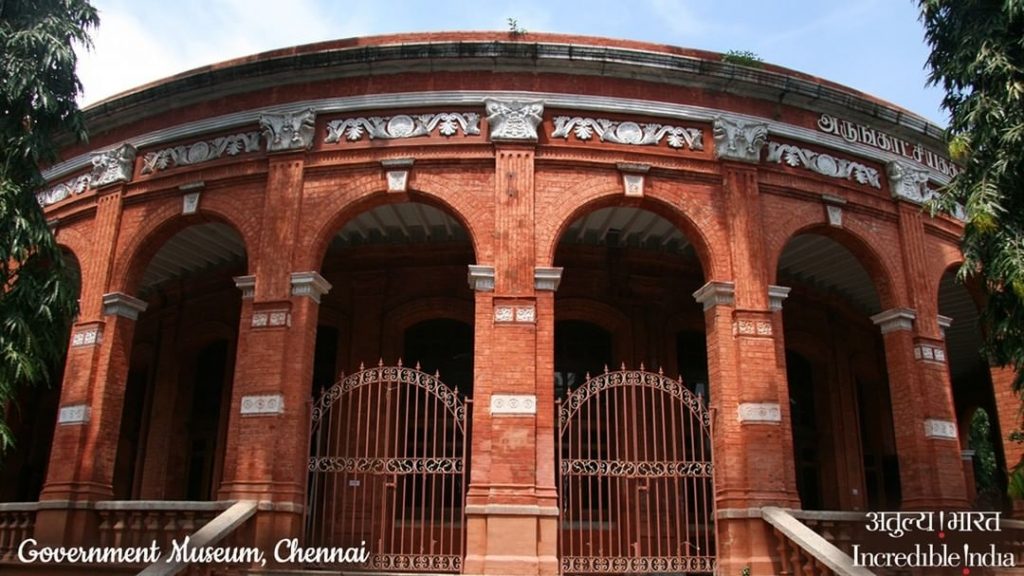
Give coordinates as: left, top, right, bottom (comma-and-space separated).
138, 500, 258, 576
762, 507, 876, 576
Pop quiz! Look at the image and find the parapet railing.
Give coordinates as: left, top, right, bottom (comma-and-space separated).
0, 503, 38, 560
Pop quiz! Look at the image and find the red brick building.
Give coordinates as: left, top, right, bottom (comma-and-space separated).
1, 32, 1020, 575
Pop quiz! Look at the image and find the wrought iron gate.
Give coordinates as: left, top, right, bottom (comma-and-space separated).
307, 362, 470, 573
557, 367, 715, 574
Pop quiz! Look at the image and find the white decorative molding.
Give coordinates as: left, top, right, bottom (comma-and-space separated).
914, 343, 947, 364
515, 306, 536, 323
58, 404, 91, 425
90, 144, 136, 187
102, 292, 148, 320
182, 189, 201, 215
70, 326, 102, 347
768, 285, 791, 312
259, 108, 316, 152
494, 306, 515, 323
37, 174, 91, 207
817, 113, 960, 179
693, 281, 735, 311
870, 308, 917, 334
534, 267, 563, 291
826, 205, 843, 227
240, 394, 284, 415
924, 418, 957, 440
734, 320, 772, 336
623, 173, 644, 198
252, 310, 290, 328
490, 394, 537, 415
484, 99, 544, 142
767, 142, 881, 188
290, 271, 332, 303
381, 158, 414, 193
141, 131, 260, 174
233, 275, 255, 299
887, 160, 931, 202
737, 402, 782, 424
467, 265, 496, 292
551, 116, 703, 150
325, 112, 480, 142
937, 315, 953, 337
713, 116, 767, 163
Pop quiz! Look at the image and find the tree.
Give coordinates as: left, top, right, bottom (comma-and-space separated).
0, 0, 98, 451
918, 0, 1024, 495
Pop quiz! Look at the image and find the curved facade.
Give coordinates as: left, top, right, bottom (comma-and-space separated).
6, 32, 1021, 575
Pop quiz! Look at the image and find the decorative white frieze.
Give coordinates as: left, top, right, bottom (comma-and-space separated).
70, 326, 102, 347
90, 144, 137, 187
325, 112, 480, 143
234, 275, 255, 299
713, 116, 767, 163
534, 267, 563, 291
766, 142, 881, 188
737, 402, 781, 424
692, 281, 735, 311
490, 394, 537, 415
484, 99, 544, 142
181, 184, 202, 215
768, 285, 791, 312
871, 308, 916, 334
494, 306, 515, 323
734, 320, 772, 336
886, 160, 931, 202
240, 394, 284, 415
252, 310, 290, 328
141, 132, 260, 174
260, 108, 316, 152
914, 343, 947, 363
58, 404, 91, 425
381, 158, 414, 193
494, 304, 536, 324
102, 292, 148, 320
515, 306, 536, 323
467, 265, 496, 292
924, 418, 957, 440
37, 174, 91, 207
290, 271, 332, 303
551, 116, 703, 150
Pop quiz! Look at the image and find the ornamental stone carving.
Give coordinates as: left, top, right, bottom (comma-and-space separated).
325, 112, 480, 142
90, 144, 136, 187
484, 99, 544, 142
712, 116, 767, 163
259, 108, 316, 152
37, 174, 91, 206
887, 160, 931, 202
551, 116, 703, 150
767, 142, 881, 188
141, 131, 260, 174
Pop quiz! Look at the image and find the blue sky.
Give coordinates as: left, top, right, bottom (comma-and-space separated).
78, 0, 947, 125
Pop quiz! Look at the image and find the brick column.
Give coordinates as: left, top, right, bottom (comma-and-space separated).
464, 102, 558, 574
871, 308, 968, 509
990, 365, 1023, 516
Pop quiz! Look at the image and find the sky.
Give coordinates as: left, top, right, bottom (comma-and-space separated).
76, 0, 949, 125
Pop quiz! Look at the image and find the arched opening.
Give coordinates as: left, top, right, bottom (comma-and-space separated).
777, 232, 899, 511
553, 204, 713, 572
939, 269, 1008, 508
306, 199, 475, 571
116, 221, 246, 500
0, 249, 80, 502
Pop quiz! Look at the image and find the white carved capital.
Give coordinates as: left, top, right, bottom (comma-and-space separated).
102, 292, 148, 320
290, 271, 332, 303
713, 116, 767, 163
259, 108, 316, 152
234, 275, 255, 299
937, 314, 953, 337
693, 281, 735, 311
467, 265, 496, 292
870, 308, 916, 334
768, 285, 791, 312
484, 99, 544, 142
887, 160, 931, 202
90, 144, 136, 187
534, 267, 563, 291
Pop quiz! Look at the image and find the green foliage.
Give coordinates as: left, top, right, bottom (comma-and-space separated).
968, 409, 1001, 506
507, 17, 527, 39
0, 0, 97, 452
722, 50, 764, 68
919, 2, 1024, 394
